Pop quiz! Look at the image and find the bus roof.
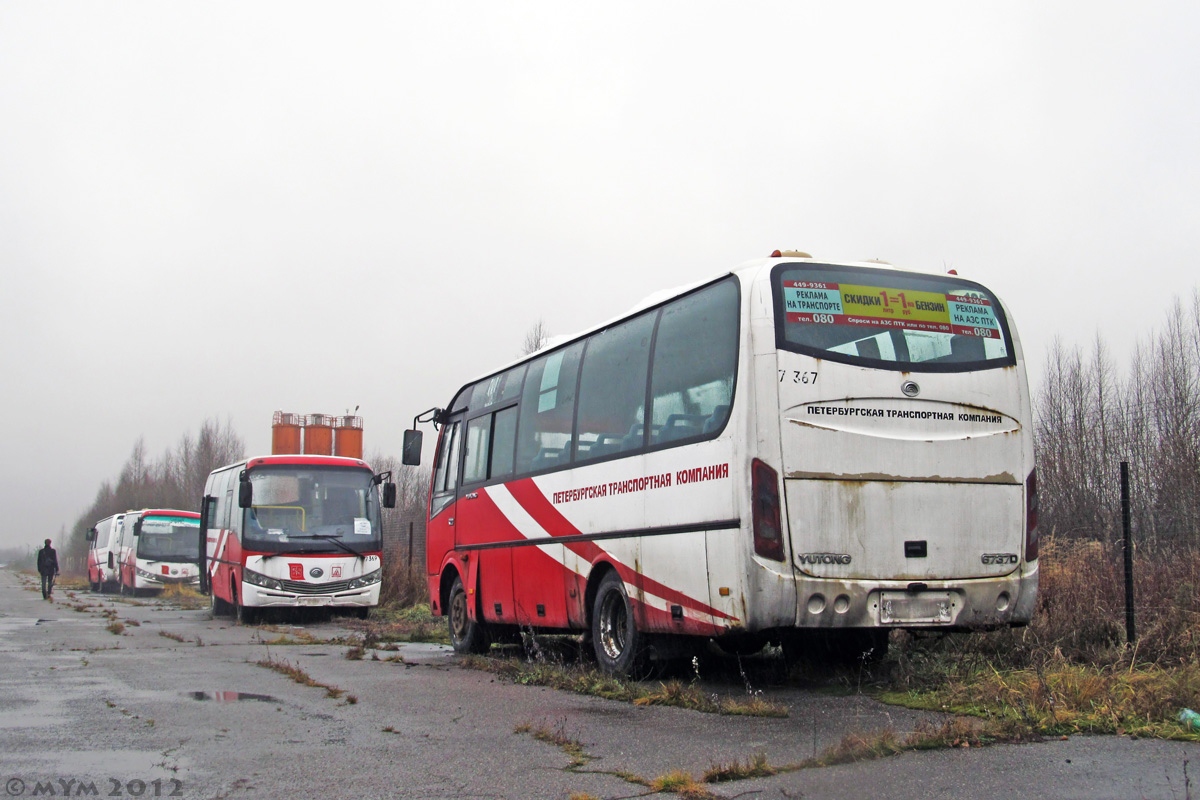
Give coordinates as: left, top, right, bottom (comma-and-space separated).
211, 454, 375, 474
446, 254, 969, 404
134, 509, 201, 519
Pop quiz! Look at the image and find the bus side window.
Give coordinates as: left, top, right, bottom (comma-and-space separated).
649, 279, 739, 446
575, 313, 655, 462
431, 419, 462, 517
463, 415, 491, 485
515, 342, 584, 474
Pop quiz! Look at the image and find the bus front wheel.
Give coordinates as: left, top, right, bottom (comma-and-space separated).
233, 585, 257, 626
447, 575, 489, 654
210, 587, 230, 617
591, 571, 647, 678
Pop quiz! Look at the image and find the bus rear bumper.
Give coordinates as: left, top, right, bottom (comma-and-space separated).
790, 562, 1039, 631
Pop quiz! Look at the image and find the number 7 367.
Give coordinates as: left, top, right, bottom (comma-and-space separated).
778, 370, 818, 384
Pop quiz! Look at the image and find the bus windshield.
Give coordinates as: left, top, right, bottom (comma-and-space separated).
136, 515, 200, 562
244, 466, 383, 552
773, 263, 1014, 371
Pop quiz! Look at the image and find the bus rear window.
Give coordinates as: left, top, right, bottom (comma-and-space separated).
772, 263, 1015, 371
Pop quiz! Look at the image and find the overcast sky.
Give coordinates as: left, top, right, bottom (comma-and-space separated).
2, 2, 1197, 550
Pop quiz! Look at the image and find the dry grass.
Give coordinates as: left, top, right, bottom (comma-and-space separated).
513, 720, 589, 768
253, 656, 348, 700
160, 583, 207, 610
466, 656, 788, 718
352, 602, 447, 646
105, 621, 125, 635
877, 535, 1200, 741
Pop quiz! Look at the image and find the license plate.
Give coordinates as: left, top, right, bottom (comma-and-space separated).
298, 596, 331, 607
879, 591, 954, 624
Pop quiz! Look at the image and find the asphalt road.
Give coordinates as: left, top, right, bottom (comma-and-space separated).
0, 570, 1195, 799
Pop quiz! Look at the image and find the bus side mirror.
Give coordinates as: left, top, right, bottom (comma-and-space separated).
86, 528, 96, 542
133, 520, 142, 537
383, 482, 397, 509
402, 429, 423, 466
239, 479, 253, 508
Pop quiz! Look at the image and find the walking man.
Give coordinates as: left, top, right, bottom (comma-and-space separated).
37, 538, 59, 600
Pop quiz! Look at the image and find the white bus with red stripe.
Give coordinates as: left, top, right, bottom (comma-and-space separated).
201, 454, 395, 623
404, 252, 1038, 675
115, 509, 202, 595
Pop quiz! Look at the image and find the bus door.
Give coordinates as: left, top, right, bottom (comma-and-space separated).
456, 412, 518, 626
427, 417, 463, 609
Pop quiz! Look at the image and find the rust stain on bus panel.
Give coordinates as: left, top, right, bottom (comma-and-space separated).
784, 470, 1018, 484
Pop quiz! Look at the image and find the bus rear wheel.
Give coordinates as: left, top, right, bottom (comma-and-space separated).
447, 575, 489, 654
591, 571, 647, 678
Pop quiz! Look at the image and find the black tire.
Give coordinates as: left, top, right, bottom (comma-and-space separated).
591, 571, 647, 677
233, 585, 257, 626
210, 587, 231, 617
447, 575, 490, 654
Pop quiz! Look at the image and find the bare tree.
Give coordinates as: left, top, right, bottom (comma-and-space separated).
521, 318, 549, 356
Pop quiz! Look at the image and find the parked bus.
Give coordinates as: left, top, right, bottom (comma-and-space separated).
202, 454, 395, 624
85, 512, 126, 592
404, 252, 1038, 675
115, 509, 203, 595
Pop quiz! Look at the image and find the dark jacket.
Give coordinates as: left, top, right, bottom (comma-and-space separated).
37, 545, 59, 576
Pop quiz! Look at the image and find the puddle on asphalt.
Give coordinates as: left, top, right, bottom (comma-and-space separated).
188, 691, 278, 703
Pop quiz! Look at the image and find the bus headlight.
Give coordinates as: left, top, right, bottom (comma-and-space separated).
347, 569, 381, 590
243, 569, 285, 591
135, 568, 162, 581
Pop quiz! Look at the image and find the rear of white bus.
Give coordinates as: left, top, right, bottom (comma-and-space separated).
758, 258, 1038, 638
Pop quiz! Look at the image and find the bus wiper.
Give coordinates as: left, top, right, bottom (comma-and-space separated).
261, 548, 320, 561
286, 535, 364, 560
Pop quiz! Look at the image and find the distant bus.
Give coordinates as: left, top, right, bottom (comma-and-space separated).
406, 252, 1038, 675
86, 512, 125, 592
202, 454, 395, 624
116, 509, 202, 595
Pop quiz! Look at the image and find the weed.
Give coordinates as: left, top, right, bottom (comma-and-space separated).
253, 656, 349, 701
344, 645, 365, 661
160, 584, 207, 610
158, 631, 187, 643
648, 770, 716, 799
702, 752, 777, 783
106, 621, 125, 635
514, 719, 589, 769
124, 619, 141, 627
469, 657, 789, 718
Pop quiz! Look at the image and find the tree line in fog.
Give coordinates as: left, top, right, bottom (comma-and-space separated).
1035, 290, 1200, 547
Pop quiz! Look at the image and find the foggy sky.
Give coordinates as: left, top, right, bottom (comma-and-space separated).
2, 2, 1197, 549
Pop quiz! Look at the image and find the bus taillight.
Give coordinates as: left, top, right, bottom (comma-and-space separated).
752, 459, 785, 562
1025, 468, 1039, 562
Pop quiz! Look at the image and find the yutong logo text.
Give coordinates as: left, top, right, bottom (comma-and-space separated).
796, 553, 852, 565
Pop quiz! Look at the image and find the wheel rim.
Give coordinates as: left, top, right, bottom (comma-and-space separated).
598, 589, 628, 661
450, 588, 469, 643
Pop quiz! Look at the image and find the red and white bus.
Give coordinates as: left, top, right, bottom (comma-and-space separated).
202, 454, 395, 624
115, 509, 203, 595
405, 252, 1038, 675
86, 512, 126, 592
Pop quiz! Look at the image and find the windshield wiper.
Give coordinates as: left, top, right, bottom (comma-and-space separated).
286, 535, 365, 559
260, 548, 321, 561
